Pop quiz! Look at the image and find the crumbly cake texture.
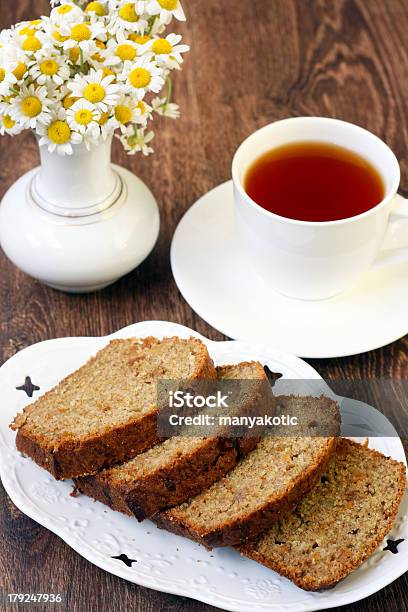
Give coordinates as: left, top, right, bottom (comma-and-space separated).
237, 439, 407, 591
155, 396, 340, 549
11, 337, 216, 480
74, 362, 269, 520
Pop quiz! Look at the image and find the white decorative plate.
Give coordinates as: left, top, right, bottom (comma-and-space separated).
170, 181, 408, 358
0, 321, 406, 612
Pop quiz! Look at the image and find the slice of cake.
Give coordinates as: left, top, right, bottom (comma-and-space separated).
74, 362, 269, 519
238, 439, 406, 591
11, 337, 216, 479
155, 396, 340, 548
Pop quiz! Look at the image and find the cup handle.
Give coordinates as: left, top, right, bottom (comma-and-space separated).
373, 193, 408, 269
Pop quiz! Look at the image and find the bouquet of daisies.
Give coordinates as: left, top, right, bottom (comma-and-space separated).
0, 0, 188, 155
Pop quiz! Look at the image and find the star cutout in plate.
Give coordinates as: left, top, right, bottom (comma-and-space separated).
383, 538, 405, 554
264, 365, 283, 387
16, 376, 40, 398
111, 554, 138, 567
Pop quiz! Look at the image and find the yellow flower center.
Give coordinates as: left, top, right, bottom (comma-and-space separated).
92, 52, 104, 62
129, 67, 151, 88
0, 68, 5, 82
40, 60, 59, 76
85, 1, 106, 15
135, 100, 146, 113
63, 95, 78, 109
21, 96, 42, 118
31, 19, 42, 26
98, 112, 109, 125
53, 30, 69, 43
101, 67, 115, 79
128, 34, 150, 43
19, 26, 36, 37
71, 24, 91, 42
158, 0, 177, 9
3, 115, 15, 129
118, 3, 138, 22
115, 105, 132, 124
152, 39, 172, 54
83, 83, 105, 103
48, 120, 71, 144
69, 48, 80, 63
115, 44, 137, 61
57, 4, 73, 13
95, 39, 106, 49
75, 109, 94, 125
13, 62, 27, 80
22, 36, 42, 52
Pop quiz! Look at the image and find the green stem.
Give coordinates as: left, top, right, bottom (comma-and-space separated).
164, 76, 172, 111
79, 48, 85, 72
147, 16, 157, 36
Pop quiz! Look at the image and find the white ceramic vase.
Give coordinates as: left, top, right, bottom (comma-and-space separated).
0, 136, 160, 292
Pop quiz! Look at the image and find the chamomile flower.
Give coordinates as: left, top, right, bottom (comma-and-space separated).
66, 44, 99, 67
0, 113, 23, 135
39, 17, 70, 48
117, 124, 154, 155
125, 1, 146, 14
10, 84, 50, 129
38, 107, 82, 155
88, 39, 109, 67
67, 98, 100, 134
127, 32, 151, 45
14, 30, 46, 55
105, 31, 138, 66
133, 99, 152, 123
29, 54, 70, 85
110, 2, 148, 34
146, 0, 185, 24
11, 61, 29, 82
84, 2, 109, 17
121, 56, 164, 100
15, 21, 42, 38
61, 20, 106, 53
111, 95, 139, 131
50, 2, 84, 26
98, 110, 117, 139
152, 95, 179, 118
149, 33, 188, 68
62, 93, 80, 109
0, 66, 17, 96
0, 0, 189, 155
69, 69, 120, 112
0, 95, 15, 116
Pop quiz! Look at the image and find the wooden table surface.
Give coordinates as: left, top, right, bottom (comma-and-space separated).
1, 0, 407, 610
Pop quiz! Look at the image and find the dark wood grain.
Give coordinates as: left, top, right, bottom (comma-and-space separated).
0, 0, 407, 610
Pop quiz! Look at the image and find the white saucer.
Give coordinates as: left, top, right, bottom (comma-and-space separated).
171, 181, 408, 358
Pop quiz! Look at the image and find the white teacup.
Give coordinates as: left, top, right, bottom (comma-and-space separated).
232, 117, 408, 300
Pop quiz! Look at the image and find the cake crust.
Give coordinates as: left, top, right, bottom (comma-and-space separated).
12, 337, 216, 479
74, 362, 269, 519
237, 439, 407, 591
155, 396, 341, 549
155, 437, 337, 548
